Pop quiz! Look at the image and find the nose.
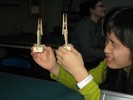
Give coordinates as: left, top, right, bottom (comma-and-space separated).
104, 42, 112, 54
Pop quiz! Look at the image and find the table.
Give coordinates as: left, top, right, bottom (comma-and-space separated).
0, 72, 84, 100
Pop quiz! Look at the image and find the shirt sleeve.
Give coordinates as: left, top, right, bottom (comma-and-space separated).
50, 60, 107, 100
50, 65, 78, 91
89, 59, 107, 84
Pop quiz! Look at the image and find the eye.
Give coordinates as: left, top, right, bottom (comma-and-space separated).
95, 4, 104, 8
112, 42, 116, 47
111, 40, 121, 48
105, 37, 118, 48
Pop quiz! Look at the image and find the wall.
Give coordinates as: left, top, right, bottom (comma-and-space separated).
42, 0, 62, 34
43, 0, 133, 33
0, 0, 133, 35
0, 0, 28, 35
43, 0, 87, 33
103, 0, 133, 10
0, 0, 133, 58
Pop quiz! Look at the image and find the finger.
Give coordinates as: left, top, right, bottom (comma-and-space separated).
57, 59, 62, 65
44, 46, 51, 51
71, 46, 80, 55
31, 52, 37, 60
44, 46, 54, 55
58, 46, 69, 54
56, 54, 63, 62
56, 49, 63, 58
31, 51, 37, 57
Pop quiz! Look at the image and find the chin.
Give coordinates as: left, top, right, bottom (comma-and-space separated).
107, 62, 118, 69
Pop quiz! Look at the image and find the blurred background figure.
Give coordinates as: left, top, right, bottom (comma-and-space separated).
70, 0, 106, 69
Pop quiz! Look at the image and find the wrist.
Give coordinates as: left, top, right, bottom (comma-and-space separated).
50, 63, 59, 76
77, 74, 93, 89
74, 68, 89, 82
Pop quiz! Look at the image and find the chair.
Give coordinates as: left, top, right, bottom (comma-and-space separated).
0, 57, 30, 70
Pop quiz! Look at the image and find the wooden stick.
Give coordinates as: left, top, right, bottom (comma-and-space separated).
37, 18, 43, 48
62, 13, 68, 47
33, 18, 44, 52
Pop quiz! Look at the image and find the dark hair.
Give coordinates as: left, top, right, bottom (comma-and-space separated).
79, 0, 102, 17
100, 7, 133, 94
103, 7, 120, 35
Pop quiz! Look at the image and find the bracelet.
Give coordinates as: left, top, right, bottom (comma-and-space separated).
77, 74, 93, 89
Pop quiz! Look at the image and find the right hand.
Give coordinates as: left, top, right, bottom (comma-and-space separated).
56, 46, 89, 82
31, 45, 59, 75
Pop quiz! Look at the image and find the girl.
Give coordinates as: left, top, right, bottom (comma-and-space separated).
31, 7, 133, 100
70, 0, 106, 68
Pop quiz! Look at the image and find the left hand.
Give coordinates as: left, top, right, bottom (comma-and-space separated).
31, 45, 59, 75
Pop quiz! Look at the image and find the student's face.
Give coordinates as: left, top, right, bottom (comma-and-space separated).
91, 1, 105, 18
104, 32, 132, 69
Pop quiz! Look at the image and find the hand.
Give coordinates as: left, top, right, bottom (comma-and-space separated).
56, 46, 89, 82
31, 45, 59, 75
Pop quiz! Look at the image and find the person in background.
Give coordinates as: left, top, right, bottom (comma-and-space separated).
69, 0, 106, 69
31, 7, 133, 100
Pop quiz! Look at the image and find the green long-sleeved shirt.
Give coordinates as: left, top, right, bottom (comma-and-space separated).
50, 60, 107, 100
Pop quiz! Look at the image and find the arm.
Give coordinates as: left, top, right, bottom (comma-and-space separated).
51, 58, 107, 100
80, 60, 106, 100
31, 45, 106, 100
50, 66, 101, 100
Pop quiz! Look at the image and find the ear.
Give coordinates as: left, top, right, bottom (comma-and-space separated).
90, 8, 95, 14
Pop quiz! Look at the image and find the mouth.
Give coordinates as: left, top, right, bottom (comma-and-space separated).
106, 55, 112, 63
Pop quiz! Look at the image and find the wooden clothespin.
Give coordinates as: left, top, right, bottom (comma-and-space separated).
62, 13, 71, 50
33, 18, 44, 52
